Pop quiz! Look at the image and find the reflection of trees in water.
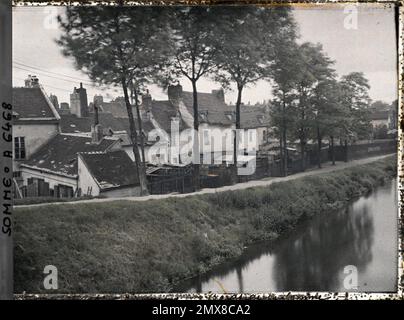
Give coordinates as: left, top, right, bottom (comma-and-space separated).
273, 204, 374, 291
178, 196, 378, 293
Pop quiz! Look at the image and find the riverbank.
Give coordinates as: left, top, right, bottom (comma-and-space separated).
14, 155, 397, 293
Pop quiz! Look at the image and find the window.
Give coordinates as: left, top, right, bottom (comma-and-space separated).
204, 130, 210, 145
14, 137, 26, 160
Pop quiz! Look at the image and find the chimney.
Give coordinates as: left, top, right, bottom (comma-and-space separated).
70, 84, 89, 118
142, 89, 152, 111
91, 99, 102, 143
91, 124, 103, 144
168, 83, 183, 103
94, 94, 103, 106
93, 99, 100, 126
212, 89, 225, 103
24, 75, 40, 88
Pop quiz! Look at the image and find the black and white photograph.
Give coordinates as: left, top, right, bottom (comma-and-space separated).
0, 1, 401, 299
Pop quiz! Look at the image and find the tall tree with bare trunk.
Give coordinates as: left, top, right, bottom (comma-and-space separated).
57, 6, 169, 195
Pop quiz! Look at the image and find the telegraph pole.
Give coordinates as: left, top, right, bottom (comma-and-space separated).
0, 0, 13, 300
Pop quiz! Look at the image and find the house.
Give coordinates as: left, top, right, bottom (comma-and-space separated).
18, 132, 121, 198
141, 84, 272, 166
59, 96, 157, 164
12, 76, 61, 174
239, 104, 272, 148
369, 110, 389, 128
78, 150, 141, 198
140, 84, 236, 165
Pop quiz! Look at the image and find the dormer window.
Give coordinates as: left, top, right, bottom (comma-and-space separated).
225, 111, 235, 121
142, 110, 151, 121
199, 111, 208, 121
257, 115, 265, 124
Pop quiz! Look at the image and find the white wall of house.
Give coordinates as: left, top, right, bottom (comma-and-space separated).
20, 166, 77, 190
13, 122, 59, 170
77, 156, 101, 197
255, 127, 269, 147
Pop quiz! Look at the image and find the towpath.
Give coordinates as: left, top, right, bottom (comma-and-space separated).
14, 153, 396, 208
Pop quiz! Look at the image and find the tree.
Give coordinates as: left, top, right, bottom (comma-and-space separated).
213, 6, 296, 181
160, 7, 222, 189
292, 42, 336, 170
269, 39, 301, 176
57, 6, 169, 195
310, 78, 343, 167
339, 72, 372, 143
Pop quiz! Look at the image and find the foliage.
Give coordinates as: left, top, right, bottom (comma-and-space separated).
57, 7, 170, 194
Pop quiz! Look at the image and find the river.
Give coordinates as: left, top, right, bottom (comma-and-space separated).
175, 178, 398, 293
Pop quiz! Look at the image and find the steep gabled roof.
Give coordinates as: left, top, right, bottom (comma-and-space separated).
150, 100, 190, 133
79, 150, 139, 190
20, 134, 119, 177
12, 87, 60, 121
59, 112, 155, 136
99, 100, 130, 118
239, 105, 271, 129
181, 91, 233, 126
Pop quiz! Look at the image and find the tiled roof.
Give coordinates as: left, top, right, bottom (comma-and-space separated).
99, 100, 130, 118
150, 100, 190, 132
79, 150, 139, 189
60, 113, 154, 135
240, 105, 271, 129
12, 87, 60, 120
181, 91, 234, 126
21, 134, 118, 177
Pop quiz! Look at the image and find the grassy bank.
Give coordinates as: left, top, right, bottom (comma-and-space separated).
14, 156, 397, 293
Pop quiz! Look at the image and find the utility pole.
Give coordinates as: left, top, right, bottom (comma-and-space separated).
0, 0, 13, 300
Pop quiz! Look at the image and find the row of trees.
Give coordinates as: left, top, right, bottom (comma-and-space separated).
58, 6, 296, 194
270, 40, 372, 175
57, 5, 372, 193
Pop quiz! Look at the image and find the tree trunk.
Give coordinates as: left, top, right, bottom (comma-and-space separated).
282, 95, 288, 177
330, 135, 335, 165
317, 125, 322, 169
122, 78, 149, 195
233, 85, 243, 184
344, 139, 348, 162
300, 139, 305, 172
278, 130, 283, 176
132, 88, 146, 166
191, 79, 200, 190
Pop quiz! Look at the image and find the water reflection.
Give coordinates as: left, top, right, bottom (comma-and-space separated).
273, 204, 374, 291
175, 179, 397, 293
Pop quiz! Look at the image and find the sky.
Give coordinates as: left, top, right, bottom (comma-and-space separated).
12, 4, 398, 106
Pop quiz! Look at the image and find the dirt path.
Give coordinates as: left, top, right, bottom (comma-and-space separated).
15, 154, 396, 208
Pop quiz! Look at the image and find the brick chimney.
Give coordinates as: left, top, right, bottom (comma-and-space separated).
212, 89, 225, 103
168, 83, 183, 103
24, 75, 40, 88
91, 99, 103, 144
142, 89, 152, 111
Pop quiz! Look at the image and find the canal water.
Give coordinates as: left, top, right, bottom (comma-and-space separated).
176, 178, 398, 293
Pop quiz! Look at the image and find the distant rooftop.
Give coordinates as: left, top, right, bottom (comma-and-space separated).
21, 134, 119, 177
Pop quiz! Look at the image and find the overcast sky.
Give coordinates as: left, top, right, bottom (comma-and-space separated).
12, 4, 398, 106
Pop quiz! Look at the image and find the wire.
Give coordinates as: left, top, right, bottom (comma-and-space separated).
13, 76, 73, 93
13, 61, 117, 91
13, 60, 94, 84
